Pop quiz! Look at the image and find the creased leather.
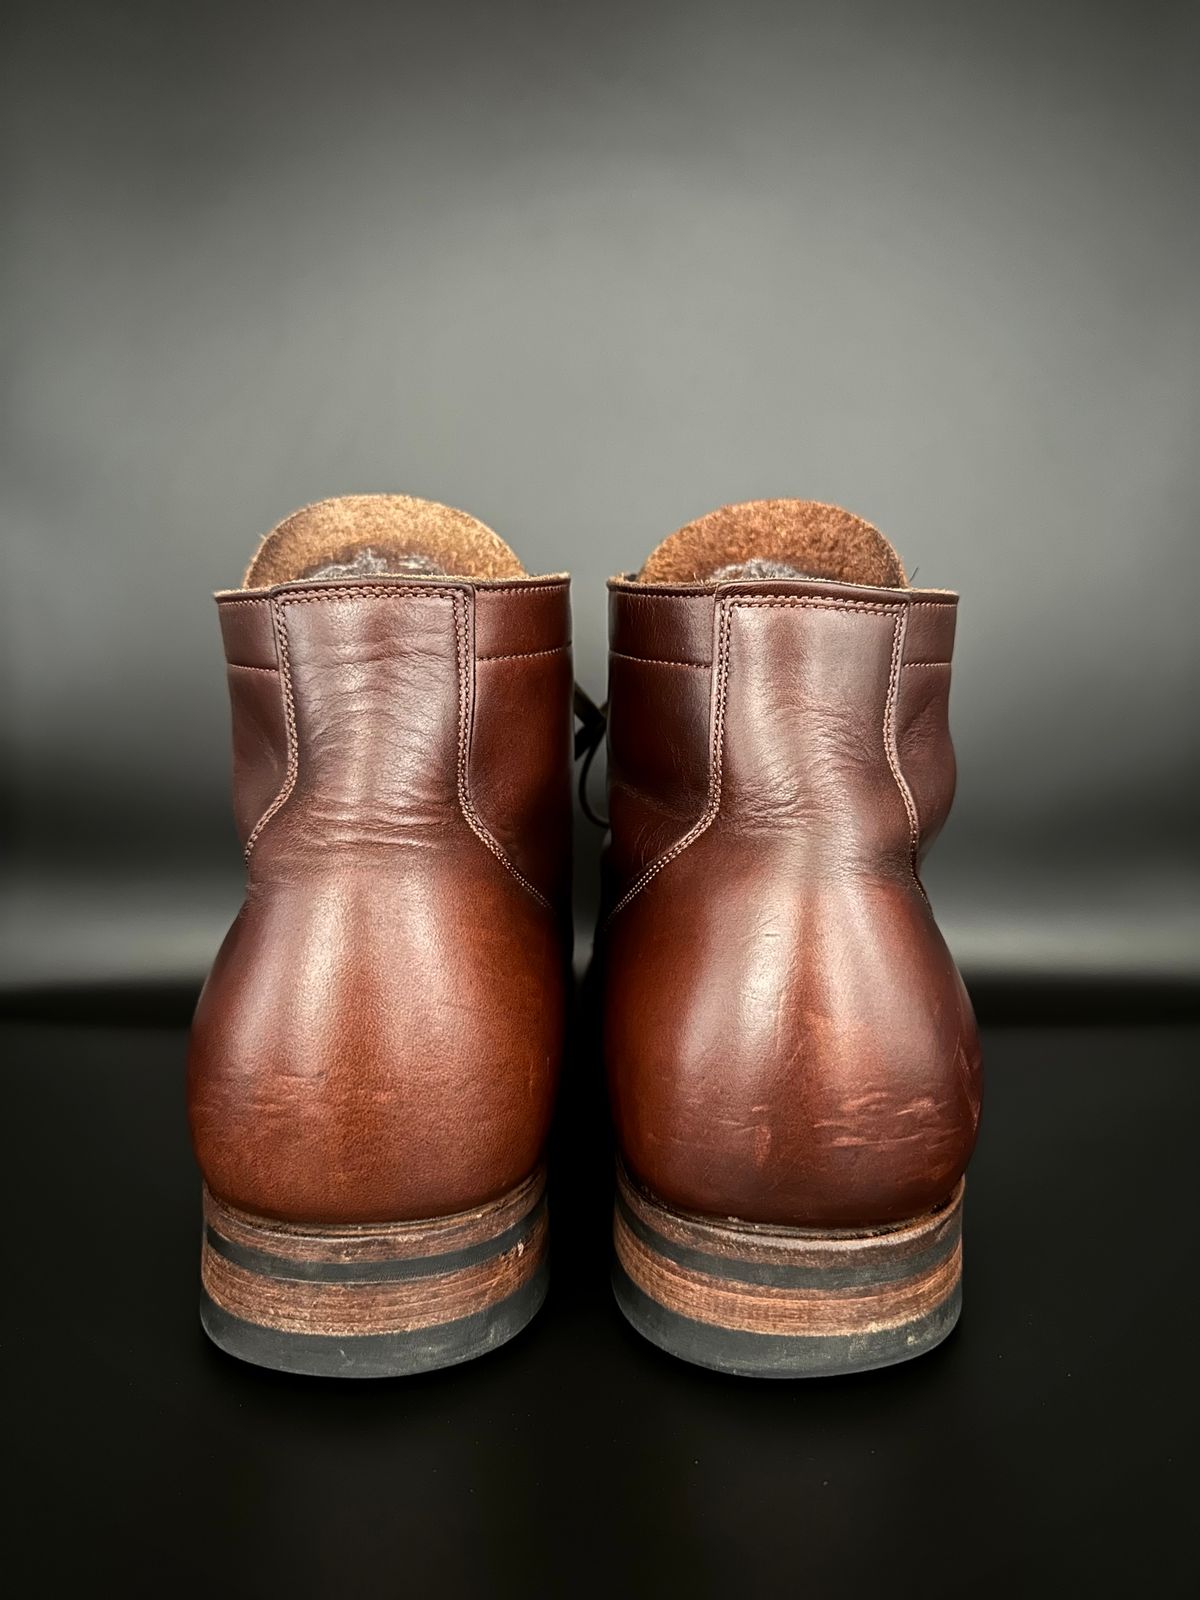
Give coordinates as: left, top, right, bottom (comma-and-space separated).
602, 577, 981, 1228
188, 576, 572, 1224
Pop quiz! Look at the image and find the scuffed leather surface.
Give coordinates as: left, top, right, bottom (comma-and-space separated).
189, 577, 571, 1224
602, 578, 981, 1228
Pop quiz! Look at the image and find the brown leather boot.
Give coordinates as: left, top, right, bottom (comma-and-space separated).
188, 496, 573, 1376
601, 500, 982, 1377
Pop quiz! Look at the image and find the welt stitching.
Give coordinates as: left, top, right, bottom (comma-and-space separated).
883, 611, 928, 904
604, 599, 732, 926
227, 661, 279, 673
452, 592, 551, 910
243, 599, 299, 860
901, 660, 951, 668
476, 645, 569, 662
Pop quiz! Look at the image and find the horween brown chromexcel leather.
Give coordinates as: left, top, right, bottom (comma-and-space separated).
601, 500, 982, 1377
187, 496, 573, 1378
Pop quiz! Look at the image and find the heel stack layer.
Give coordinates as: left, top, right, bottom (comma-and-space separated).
613, 1163, 963, 1378
200, 1167, 547, 1378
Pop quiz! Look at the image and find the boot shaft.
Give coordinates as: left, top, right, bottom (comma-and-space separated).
601, 503, 981, 1233
605, 576, 958, 910
217, 575, 573, 909
189, 501, 573, 1233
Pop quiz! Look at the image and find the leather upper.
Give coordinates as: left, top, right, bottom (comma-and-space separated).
188, 575, 573, 1224
601, 575, 982, 1228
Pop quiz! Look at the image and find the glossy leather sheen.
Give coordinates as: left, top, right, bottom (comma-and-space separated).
602, 577, 982, 1228
188, 576, 573, 1224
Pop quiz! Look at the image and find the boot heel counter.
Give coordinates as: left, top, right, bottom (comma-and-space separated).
187, 869, 565, 1225
605, 584, 979, 1230
608, 878, 980, 1228
191, 579, 570, 1226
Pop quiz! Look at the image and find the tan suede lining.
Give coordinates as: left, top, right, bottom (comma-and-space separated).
637, 500, 908, 588
243, 494, 528, 587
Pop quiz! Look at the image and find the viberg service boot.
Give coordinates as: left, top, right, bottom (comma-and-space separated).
600, 499, 982, 1377
188, 495, 573, 1377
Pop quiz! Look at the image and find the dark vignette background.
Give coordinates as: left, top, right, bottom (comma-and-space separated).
2, 3, 1198, 1596
3, 0, 1198, 989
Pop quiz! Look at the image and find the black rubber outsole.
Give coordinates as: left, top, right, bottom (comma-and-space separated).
612, 1264, 962, 1379
200, 1266, 548, 1379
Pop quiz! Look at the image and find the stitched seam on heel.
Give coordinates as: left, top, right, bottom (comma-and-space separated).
883, 608, 928, 902
605, 593, 915, 926
243, 598, 299, 859
603, 597, 734, 926
240, 583, 461, 860
452, 591, 552, 910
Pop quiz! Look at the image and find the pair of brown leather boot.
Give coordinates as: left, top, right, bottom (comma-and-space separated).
188, 494, 981, 1380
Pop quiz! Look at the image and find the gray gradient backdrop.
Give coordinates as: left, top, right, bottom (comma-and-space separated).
3, 0, 1198, 989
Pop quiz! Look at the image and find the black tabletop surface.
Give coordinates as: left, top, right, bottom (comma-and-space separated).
5, 1009, 1195, 1597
